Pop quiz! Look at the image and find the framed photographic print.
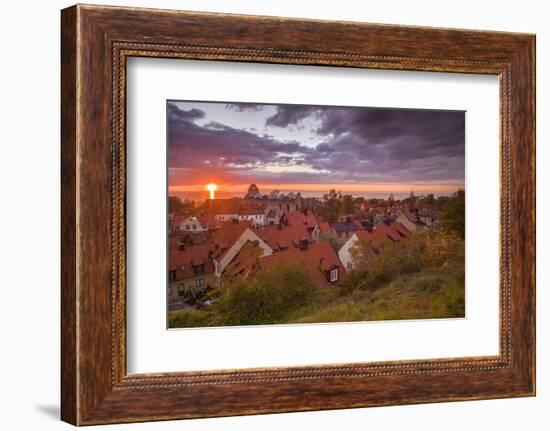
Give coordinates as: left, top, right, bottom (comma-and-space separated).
61, 4, 535, 425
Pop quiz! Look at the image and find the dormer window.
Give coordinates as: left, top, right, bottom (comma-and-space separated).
330, 268, 338, 283
193, 264, 204, 276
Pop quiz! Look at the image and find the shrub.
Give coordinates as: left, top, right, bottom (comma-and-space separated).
413, 276, 444, 293
348, 231, 464, 293
218, 261, 315, 325
169, 310, 212, 328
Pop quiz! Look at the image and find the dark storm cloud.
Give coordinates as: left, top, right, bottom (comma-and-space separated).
167, 103, 313, 184
261, 104, 465, 183
168, 101, 465, 186
168, 106, 205, 122
265, 105, 321, 127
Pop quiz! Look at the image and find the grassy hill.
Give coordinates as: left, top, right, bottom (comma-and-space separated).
169, 263, 464, 328
287, 264, 464, 324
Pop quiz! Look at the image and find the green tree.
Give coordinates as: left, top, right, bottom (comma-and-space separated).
353, 196, 367, 206
341, 194, 354, 214
439, 189, 465, 239
219, 262, 315, 325
168, 196, 184, 213
322, 189, 341, 222
169, 196, 195, 214
422, 193, 435, 206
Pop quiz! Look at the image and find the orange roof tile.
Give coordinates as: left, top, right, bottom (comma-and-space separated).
168, 242, 214, 281
390, 222, 411, 237
317, 221, 331, 233
224, 241, 262, 281
259, 241, 343, 289
210, 221, 253, 260
286, 210, 318, 229
238, 204, 266, 215
196, 213, 221, 229
376, 224, 401, 241
355, 222, 411, 246
253, 224, 310, 252
204, 198, 241, 214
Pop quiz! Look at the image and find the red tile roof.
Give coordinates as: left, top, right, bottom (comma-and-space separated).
390, 222, 411, 238
286, 210, 318, 229
355, 222, 411, 246
210, 221, 253, 260
196, 213, 221, 229
223, 241, 262, 280
168, 242, 214, 281
253, 224, 310, 252
259, 241, 343, 289
238, 204, 266, 216
376, 224, 401, 241
204, 198, 241, 214
317, 221, 331, 233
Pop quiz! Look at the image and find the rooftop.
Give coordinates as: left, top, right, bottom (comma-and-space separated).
260, 241, 343, 289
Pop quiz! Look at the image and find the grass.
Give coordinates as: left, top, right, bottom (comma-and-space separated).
290, 265, 464, 324
168, 264, 464, 328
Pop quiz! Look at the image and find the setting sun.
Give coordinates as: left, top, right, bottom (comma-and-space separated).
206, 183, 218, 199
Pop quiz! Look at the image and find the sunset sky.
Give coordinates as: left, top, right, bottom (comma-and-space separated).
167, 100, 465, 199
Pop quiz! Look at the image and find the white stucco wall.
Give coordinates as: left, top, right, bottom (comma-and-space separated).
338, 232, 359, 270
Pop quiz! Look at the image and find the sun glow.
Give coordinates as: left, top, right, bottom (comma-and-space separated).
206, 183, 218, 199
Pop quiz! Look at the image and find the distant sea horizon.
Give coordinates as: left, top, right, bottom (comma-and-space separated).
169, 189, 461, 204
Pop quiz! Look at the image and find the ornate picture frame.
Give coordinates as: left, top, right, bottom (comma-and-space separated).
61, 4, 535, 425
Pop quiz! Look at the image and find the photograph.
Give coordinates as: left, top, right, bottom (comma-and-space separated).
166, 100, 466, 328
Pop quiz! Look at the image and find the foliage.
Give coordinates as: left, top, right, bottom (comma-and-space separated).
322, 189, 342, 222
341, 194, 354, 214
321, 190, 354, 221
419, 193, 435, 206
168, 196, 196, 215
295, 265, 465, 323
347, 230, 464, 293
353, 196, 367, 206
169, 309, 218, 328
217, 261, 315, 325
439, 189, 465, 238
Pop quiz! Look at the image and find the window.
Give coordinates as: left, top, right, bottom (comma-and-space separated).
178, 283, 185, 297
194, 264, 204, 276
192, 224, 196, 230
330, 268, 338, 283
181, 264, 186, 271
168, 270, 176, 282
196, 279, 204, 287
185, 224, 190, 230
347, 262, 352, 270
167, 287, 172, 296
